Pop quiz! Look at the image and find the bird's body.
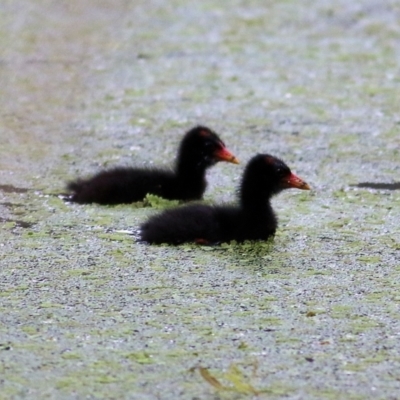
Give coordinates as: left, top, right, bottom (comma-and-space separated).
140, 154, 310, 244
67, 167, 206, 205
140, 203, 277, 244
67, 126, 238, 205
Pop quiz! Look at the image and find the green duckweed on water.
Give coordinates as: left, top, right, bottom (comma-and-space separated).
1, 0, 400, 399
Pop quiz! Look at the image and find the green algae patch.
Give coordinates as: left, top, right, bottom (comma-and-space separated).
306, 388, 365, 400
124, 351, 154, 364
96, 233, 132, 242
2, 221, 17, 229
339, 334, 358, 343
331, 305, 353, 319
61, 352, 82, 360
343, 363, 366, 372
350, 317, 382, 334
275, 335, 301, 344
60, 365, 137, 392
357, 256, 381, 263
196, 365, 260, 395
219, 239, 275, 259
39, 302, 63, 309
20, 326, 40, 335
2, 0, 400, 398
195, 364, 294, 397
2, 284, 29, 292
143, 194, 180, 209
263, 295, 277, 302
364, 292, 386, 302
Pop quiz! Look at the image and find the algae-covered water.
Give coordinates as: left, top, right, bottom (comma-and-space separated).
1, 0, 400, 398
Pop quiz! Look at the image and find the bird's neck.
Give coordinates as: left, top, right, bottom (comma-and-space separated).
175, 158, 207, 181
239, 177, 274, 214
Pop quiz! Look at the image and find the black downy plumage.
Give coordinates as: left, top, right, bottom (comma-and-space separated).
140, 154, 310, 244
66, 126, 239, 205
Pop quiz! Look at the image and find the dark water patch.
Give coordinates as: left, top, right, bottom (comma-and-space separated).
137, 53, 152, 59
0, 343, 11, 351
0, 217, 35, 229
351, 182, 400, 190
0, 185, 30, 194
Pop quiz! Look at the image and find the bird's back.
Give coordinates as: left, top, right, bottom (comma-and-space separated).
68, 167, 175, 204
140, 204, 220, 244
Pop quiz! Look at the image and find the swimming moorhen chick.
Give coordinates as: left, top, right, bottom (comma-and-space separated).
67, 126, 239, 205
140, 154, 310, 244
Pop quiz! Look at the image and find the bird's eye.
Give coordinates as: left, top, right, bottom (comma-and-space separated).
204, 141, 215, 149
276, 167, 287, 177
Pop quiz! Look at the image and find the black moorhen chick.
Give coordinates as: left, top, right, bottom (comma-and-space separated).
140, 154, 310, 244
67, 126, 239, 205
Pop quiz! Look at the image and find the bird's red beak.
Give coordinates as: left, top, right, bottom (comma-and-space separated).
284, 173, 310, 190
214, 147, 240, 164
